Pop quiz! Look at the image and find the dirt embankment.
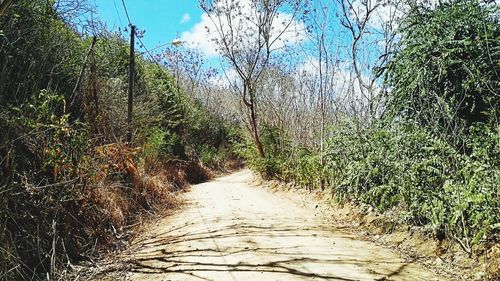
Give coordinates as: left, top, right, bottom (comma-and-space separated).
258, 177, 499, 281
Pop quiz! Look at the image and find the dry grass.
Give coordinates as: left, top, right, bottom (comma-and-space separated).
92, 182, 129, 228
77, 143, 188, 252
1, 139, 221, 280
486, 244, 500, 280
185, 160, 213, 184
78, 142, 218, 246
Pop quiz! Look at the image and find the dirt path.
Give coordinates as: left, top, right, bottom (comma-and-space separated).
117, 170, 450, 281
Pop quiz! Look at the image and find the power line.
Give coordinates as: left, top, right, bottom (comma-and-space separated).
148, 42, 173, 53
119, 0, 168, 72
137, 36, 175, 78
137, 36, 159, 61
112, 0, 124, 28
119, 0, 154, 59
120, 0, 132, 26
120, 0, 167, 143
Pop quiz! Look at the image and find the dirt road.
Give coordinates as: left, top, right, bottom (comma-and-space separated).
119, 170, 449, 281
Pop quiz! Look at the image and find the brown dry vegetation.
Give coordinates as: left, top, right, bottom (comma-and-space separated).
78, 143, 187, 248
2, 0, 497, 280
0, 1, 240, 279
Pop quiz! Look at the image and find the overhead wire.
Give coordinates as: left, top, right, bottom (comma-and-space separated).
120, 0, 133, 26
112, 0, 124, 28
119, 0, 171, 72
137, 36, 159, 62
148, 42, 174, 53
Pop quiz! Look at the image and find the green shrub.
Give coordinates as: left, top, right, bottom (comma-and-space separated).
322, 121, 499, 246
1, 90, 88, 278
243, 118, 499, 247
236, 0, 499, 254
291, 149, 324, 189
385, 0, 499, 133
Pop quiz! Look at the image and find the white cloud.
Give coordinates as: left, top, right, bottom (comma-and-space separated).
181, 0, 307, 57
180, 13, 191, 24
208, 68, 240, 89
181, 13, 219, 56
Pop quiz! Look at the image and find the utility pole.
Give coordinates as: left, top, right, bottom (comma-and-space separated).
127, 25, 136, 144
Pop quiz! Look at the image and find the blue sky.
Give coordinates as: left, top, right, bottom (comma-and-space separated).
92, 0, 317, 75
92, 0, 387, 84
94, 0, 202, 54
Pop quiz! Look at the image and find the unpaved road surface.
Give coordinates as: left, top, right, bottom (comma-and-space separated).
119, 170, 449, 281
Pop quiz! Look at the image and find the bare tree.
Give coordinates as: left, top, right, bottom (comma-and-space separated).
302, 0, 344, 166
338, 0, 403, 122
161, 46, 217, 100
53, 0, 100, 35
338, 0, 380, 122
200, 0, 304, 157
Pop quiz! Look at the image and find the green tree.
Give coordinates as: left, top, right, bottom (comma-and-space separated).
385, 0, 499, 134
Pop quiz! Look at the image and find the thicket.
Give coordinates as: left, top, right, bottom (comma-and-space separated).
239, 0, 499, 253
0, 1, 239, 279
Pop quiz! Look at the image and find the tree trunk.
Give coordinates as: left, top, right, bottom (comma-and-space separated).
250, 103, 265, 158
247, 87, 265, 158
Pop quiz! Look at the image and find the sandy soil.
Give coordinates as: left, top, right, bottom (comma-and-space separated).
112, 169, 451, 281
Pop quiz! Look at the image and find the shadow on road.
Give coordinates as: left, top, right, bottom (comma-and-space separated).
110, 218, 412, 280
